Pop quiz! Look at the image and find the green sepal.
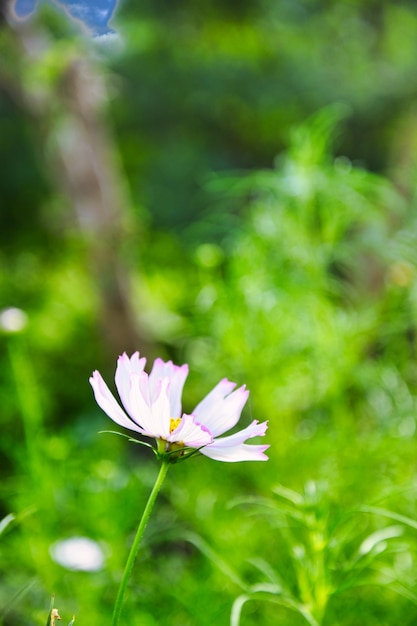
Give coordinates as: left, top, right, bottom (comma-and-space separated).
156, 443, 207, 464
99, 430, 207, 463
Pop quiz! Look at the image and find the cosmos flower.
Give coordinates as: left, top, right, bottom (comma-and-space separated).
90, 353, 269, 463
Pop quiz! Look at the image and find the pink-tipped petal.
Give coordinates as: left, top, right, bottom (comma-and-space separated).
128, 372, 160, 437
149, 358, 189, 417
200, 420, 269, 462
89, 370, 143, 434
115, 352, 146, 415
200, 443, 270, 462
168, 413, 213, 447
127, 374, 172, 439
213, 419, 268, 446
137, 369, 151, 406
193, 379, 249, 437
150, 378, 172, 438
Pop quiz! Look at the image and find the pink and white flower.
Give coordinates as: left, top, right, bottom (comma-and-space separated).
90, 352, 269, 463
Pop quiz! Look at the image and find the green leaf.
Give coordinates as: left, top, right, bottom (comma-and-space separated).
230, 591, 320, 626
361, 506, 417, 531
357, 525, 404, 556
45, 595, 55, 626
183, 532, 247, 590
272, 484, 304, 506
0, 514, 15, 536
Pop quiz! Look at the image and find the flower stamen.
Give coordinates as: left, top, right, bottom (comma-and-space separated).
169, 417, 182, 433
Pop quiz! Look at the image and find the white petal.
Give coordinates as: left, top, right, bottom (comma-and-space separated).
137, 368, 151, 405
89, 371, 143, 433
168, 414, 213, 447
128, 373, 171, 439
115, 352, 146, 415
200, 420, 269, 462
150, 378, 172, 438
128, 372, 156, 436
149, 358, 188, 417
200, 443, 269, 462
213, 420, 268, 446
193, 379, 249, 437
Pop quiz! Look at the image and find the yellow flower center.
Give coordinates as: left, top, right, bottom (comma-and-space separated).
157, 418, 185, 461
169, 417, 182, 433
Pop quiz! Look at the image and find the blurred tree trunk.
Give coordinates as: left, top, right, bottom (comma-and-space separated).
45, 53, 144, 356
2, 19, 149, 357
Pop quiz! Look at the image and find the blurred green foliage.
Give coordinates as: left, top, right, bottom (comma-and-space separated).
3, 1, 417, 625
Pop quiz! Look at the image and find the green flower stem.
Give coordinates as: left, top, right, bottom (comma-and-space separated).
112, 460, 170, 626
7, 338, 44, 489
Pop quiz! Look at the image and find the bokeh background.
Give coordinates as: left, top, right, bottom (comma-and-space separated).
3, 1, 417, 624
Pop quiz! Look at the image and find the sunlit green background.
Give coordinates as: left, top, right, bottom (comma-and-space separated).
2, 1, 417, 624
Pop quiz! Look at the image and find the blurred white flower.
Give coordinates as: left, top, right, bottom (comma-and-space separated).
50, 537, 105, 571
0, 307, 28, 333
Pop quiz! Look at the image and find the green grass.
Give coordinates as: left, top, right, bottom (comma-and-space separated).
2, 37, 417, 625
